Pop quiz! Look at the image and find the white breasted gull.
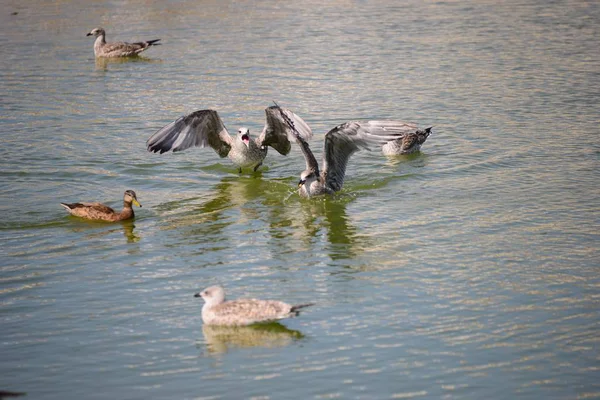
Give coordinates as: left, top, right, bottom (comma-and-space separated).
86, 27, 160, 58
194, 286, 313, 326
146, 106, 313, 173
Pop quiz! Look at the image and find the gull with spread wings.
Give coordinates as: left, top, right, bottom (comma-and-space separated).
146, 106, 312, 173
275, 107, 424, 197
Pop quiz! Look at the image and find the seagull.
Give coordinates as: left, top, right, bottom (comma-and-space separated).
380, 124, 432, 155
86, 27, 160, 58
60, 190, 141, 221
283, 118, 406, 197
194, 286, 314, 326
146, 106, 312, 173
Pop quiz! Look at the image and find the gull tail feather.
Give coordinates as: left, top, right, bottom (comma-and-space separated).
290, 303, 314, 315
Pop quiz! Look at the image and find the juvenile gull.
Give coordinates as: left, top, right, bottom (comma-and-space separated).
194, 286, 313, 326
278, 115, 404, 197
147, 106, 312, 172
86, 27, 160, 58
379, 124, 432, 156
60, 190, 142, 222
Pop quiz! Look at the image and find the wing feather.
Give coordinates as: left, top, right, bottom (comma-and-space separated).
356, 120, 420, 144
256, 106, 313, 155
146, 110, 232, 157
321, 122, 372, 192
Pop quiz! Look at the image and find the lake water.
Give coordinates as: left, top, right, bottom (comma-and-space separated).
1, 0, 599, 399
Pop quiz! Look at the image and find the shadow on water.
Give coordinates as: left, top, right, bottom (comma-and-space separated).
199, 322, 305, 356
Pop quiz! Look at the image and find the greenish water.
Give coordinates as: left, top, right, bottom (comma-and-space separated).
1, 1, 599, 399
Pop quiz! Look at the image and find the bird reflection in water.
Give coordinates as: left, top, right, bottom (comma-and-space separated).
158, 175, 371, 260
121, 220, 140, 243
94, 56, 161, 71
201, 322, 305, 355
65, 219, 141, 243
277, 196, 372, 261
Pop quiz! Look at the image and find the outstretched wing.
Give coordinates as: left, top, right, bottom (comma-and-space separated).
146, 109, 232, 157
256, 106, 313, 155
356, 120, 419, 145
321, 122, 374, 192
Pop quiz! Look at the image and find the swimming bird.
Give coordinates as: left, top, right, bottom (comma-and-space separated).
86, 28, 160, 58
146, 106, 312, 173
380, 124, 432, 155
60, 190, 141, 221
194, 286, 314, 326
287, 119, 406, 197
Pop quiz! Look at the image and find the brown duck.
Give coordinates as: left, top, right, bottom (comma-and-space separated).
60, 190, 141, 222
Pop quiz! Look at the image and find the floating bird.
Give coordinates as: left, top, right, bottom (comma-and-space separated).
146, 106, 312, 173
380, 125, 432, 155
60, 190, 141, 221
86, 27, 160, 58
195, 286, 314, 326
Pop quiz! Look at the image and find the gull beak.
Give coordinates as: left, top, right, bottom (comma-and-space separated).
298, 179, 305, 187
194, 292, 201, 298
132, 199, 142, 208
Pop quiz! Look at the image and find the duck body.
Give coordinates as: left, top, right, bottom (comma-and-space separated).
60, 190, 141, 222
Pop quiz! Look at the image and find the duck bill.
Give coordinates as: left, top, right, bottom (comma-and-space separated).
132, 199, 142, 207
298, 180, 305, 188
86, 32, 93, 36
194, 293, 201, 298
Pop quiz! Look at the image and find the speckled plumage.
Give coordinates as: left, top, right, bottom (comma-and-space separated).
86, 28, 160, 58
381, 127, 432, 155
195, 286, 313, 326
60, 190, 141, 222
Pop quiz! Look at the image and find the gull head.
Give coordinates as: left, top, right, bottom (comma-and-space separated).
86, 27, 105, 37
237, 128, 250, 147
298, 170, 318, 188
194, 285, 226, 306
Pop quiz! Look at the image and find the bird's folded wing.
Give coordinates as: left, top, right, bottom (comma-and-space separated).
257, 106, 313, 155
146, 109, 232, 157
214, 300, 290, 320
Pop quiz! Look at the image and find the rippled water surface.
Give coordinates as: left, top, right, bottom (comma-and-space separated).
1, 1, 599, 399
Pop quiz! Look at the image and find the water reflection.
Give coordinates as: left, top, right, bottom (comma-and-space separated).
295, 198, 370, 260
121, 220, 141, 243
159, 175, 370, 260
201, 322, 305, 355
65, 218, 140, 243
94, 56, 162, 71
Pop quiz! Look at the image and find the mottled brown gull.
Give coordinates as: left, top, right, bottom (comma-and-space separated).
194, 286, 313, 326
380, 124, 432, 156
86, 27, 161, 58
147, 106, 312, 173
